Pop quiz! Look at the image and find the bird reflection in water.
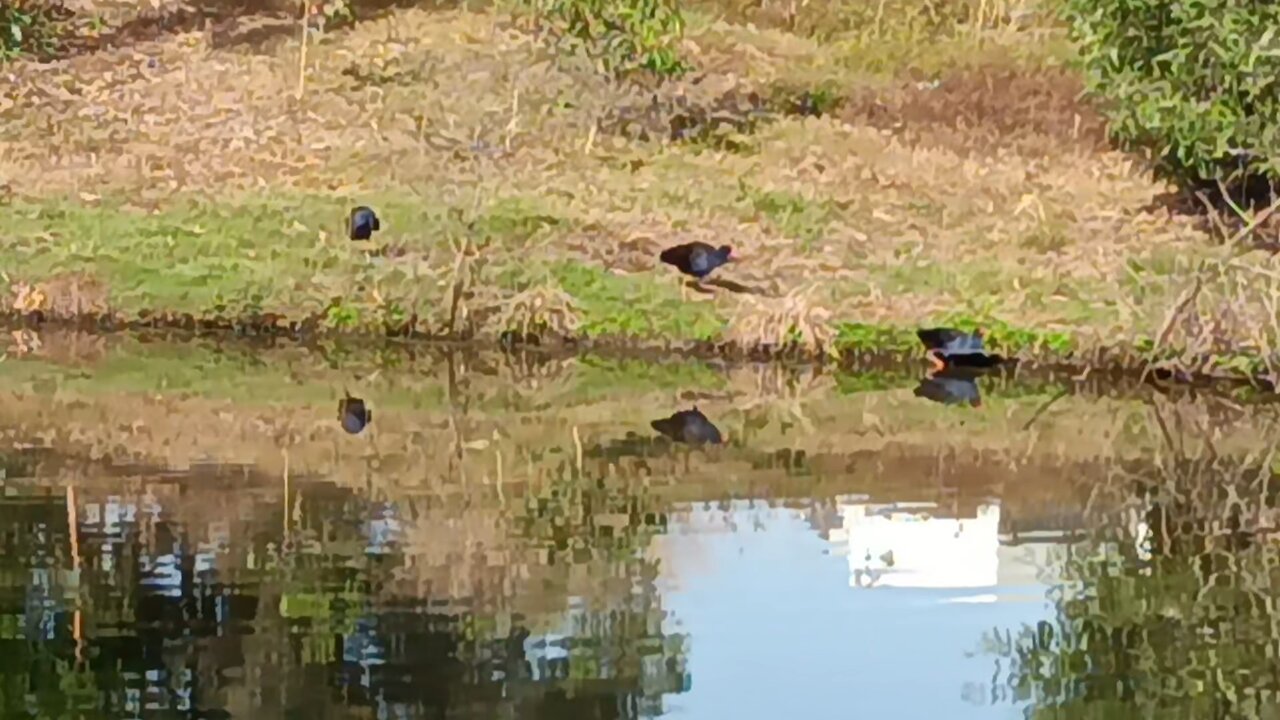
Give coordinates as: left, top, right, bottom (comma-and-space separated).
339, 394, 372, 434
913, 367, 983, 408
650, 406, 724, 445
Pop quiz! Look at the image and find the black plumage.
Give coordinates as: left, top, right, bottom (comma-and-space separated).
339, 394, 371, 434
658, 242, 733, 280
916, 327, 1004, 370
650, 406, 723, 445
349, 206, 381, 241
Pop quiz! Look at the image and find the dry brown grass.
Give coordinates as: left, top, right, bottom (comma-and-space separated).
726, 283, 834, 355
1, 0, 1275, 373
482, 281, 582, 339
7, 271, 112, 319
838, 66, 1109, 156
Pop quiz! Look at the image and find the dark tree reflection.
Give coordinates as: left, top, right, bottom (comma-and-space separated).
0, 458, 688, 719
992, 450, 1280, 720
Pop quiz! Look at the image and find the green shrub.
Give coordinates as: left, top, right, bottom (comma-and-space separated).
1, 0, 68, 60
520, 0, 689, 78
1061, 0, 1280, 198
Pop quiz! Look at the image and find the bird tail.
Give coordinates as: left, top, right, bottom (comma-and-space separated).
916, 328, 947, 350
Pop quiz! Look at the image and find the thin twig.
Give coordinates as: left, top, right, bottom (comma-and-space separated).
1195, 190, 1233, 242
1224, 196, 1280, 250
296, 0, 309, 100
1021, 387, 1070, 431
1142, 269, 1204, 382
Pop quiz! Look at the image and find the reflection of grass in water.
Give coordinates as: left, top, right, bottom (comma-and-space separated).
572, 355, 728, 397
833, 368, 918, 395
0, 337, 448, 409
0, 335, 725, 411
1, 341, 298, 398
4, 332, 1278, 474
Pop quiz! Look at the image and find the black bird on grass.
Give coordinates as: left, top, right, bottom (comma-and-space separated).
913, 366, 982, 408
659, 242, 734, 281
650, 406, 724, 445
916, 327, 1004, 371
349, 206, 381, 241
339, 393, 371, 434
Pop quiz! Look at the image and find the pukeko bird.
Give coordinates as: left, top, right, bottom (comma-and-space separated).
659, 242, 733, 281
916, 327, 1004, 371
338, 394, 371, 434
650, 406, 724, 445
913, 366, 982, 407
349, 206, 381, 241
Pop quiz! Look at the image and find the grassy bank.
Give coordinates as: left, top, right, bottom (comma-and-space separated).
3, 1, 1280, 380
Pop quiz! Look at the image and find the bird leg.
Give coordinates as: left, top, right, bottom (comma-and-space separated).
927, 350, 947, 372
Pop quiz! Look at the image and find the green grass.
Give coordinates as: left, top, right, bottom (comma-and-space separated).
550, 261, 726, 341
0, 185, 1219, 377
1, 1, 1274, 380
738, 184, 837, 249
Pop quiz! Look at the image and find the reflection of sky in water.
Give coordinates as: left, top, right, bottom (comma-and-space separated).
655, 502, 1056, 720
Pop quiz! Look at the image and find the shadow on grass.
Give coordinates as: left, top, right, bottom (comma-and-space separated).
696, 277, 768, 295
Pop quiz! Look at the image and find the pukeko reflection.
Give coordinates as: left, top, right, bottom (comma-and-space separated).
650, 406, 723, 445
338, 394, 371, 434
916, 327, 1004, 371
659, 242, 733, 281
914, 367, 982, 407
349, 206, 381, 241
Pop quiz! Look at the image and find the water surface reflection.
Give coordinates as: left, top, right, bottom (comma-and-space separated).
0, 331, 1277, 718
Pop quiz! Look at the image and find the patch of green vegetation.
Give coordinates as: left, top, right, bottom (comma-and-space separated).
0, 191, 586, 334
833, 322, 919, 353
1062, 0, 1280, 193
1207, 353, 1266, 378
933, 313, 1076, 355
551, 261, 725, 340
738, 183, 836, 248
471, 195, 569, 244
0, 0, 69, 61
513, 0, 690, 78
834, 316, 1076, 359
323, 301, 363, 330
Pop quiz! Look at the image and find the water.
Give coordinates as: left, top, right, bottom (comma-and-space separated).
1, 330, 1279, 719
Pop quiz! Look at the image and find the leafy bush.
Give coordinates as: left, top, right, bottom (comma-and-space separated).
0, 0, 68, 60
1061, 0, 1280, 198
520, 0, 689, 78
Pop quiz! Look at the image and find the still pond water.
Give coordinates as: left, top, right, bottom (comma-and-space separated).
1, 330, 1279, 719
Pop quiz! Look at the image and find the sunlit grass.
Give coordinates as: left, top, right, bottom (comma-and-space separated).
0, 0, 1277, 378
